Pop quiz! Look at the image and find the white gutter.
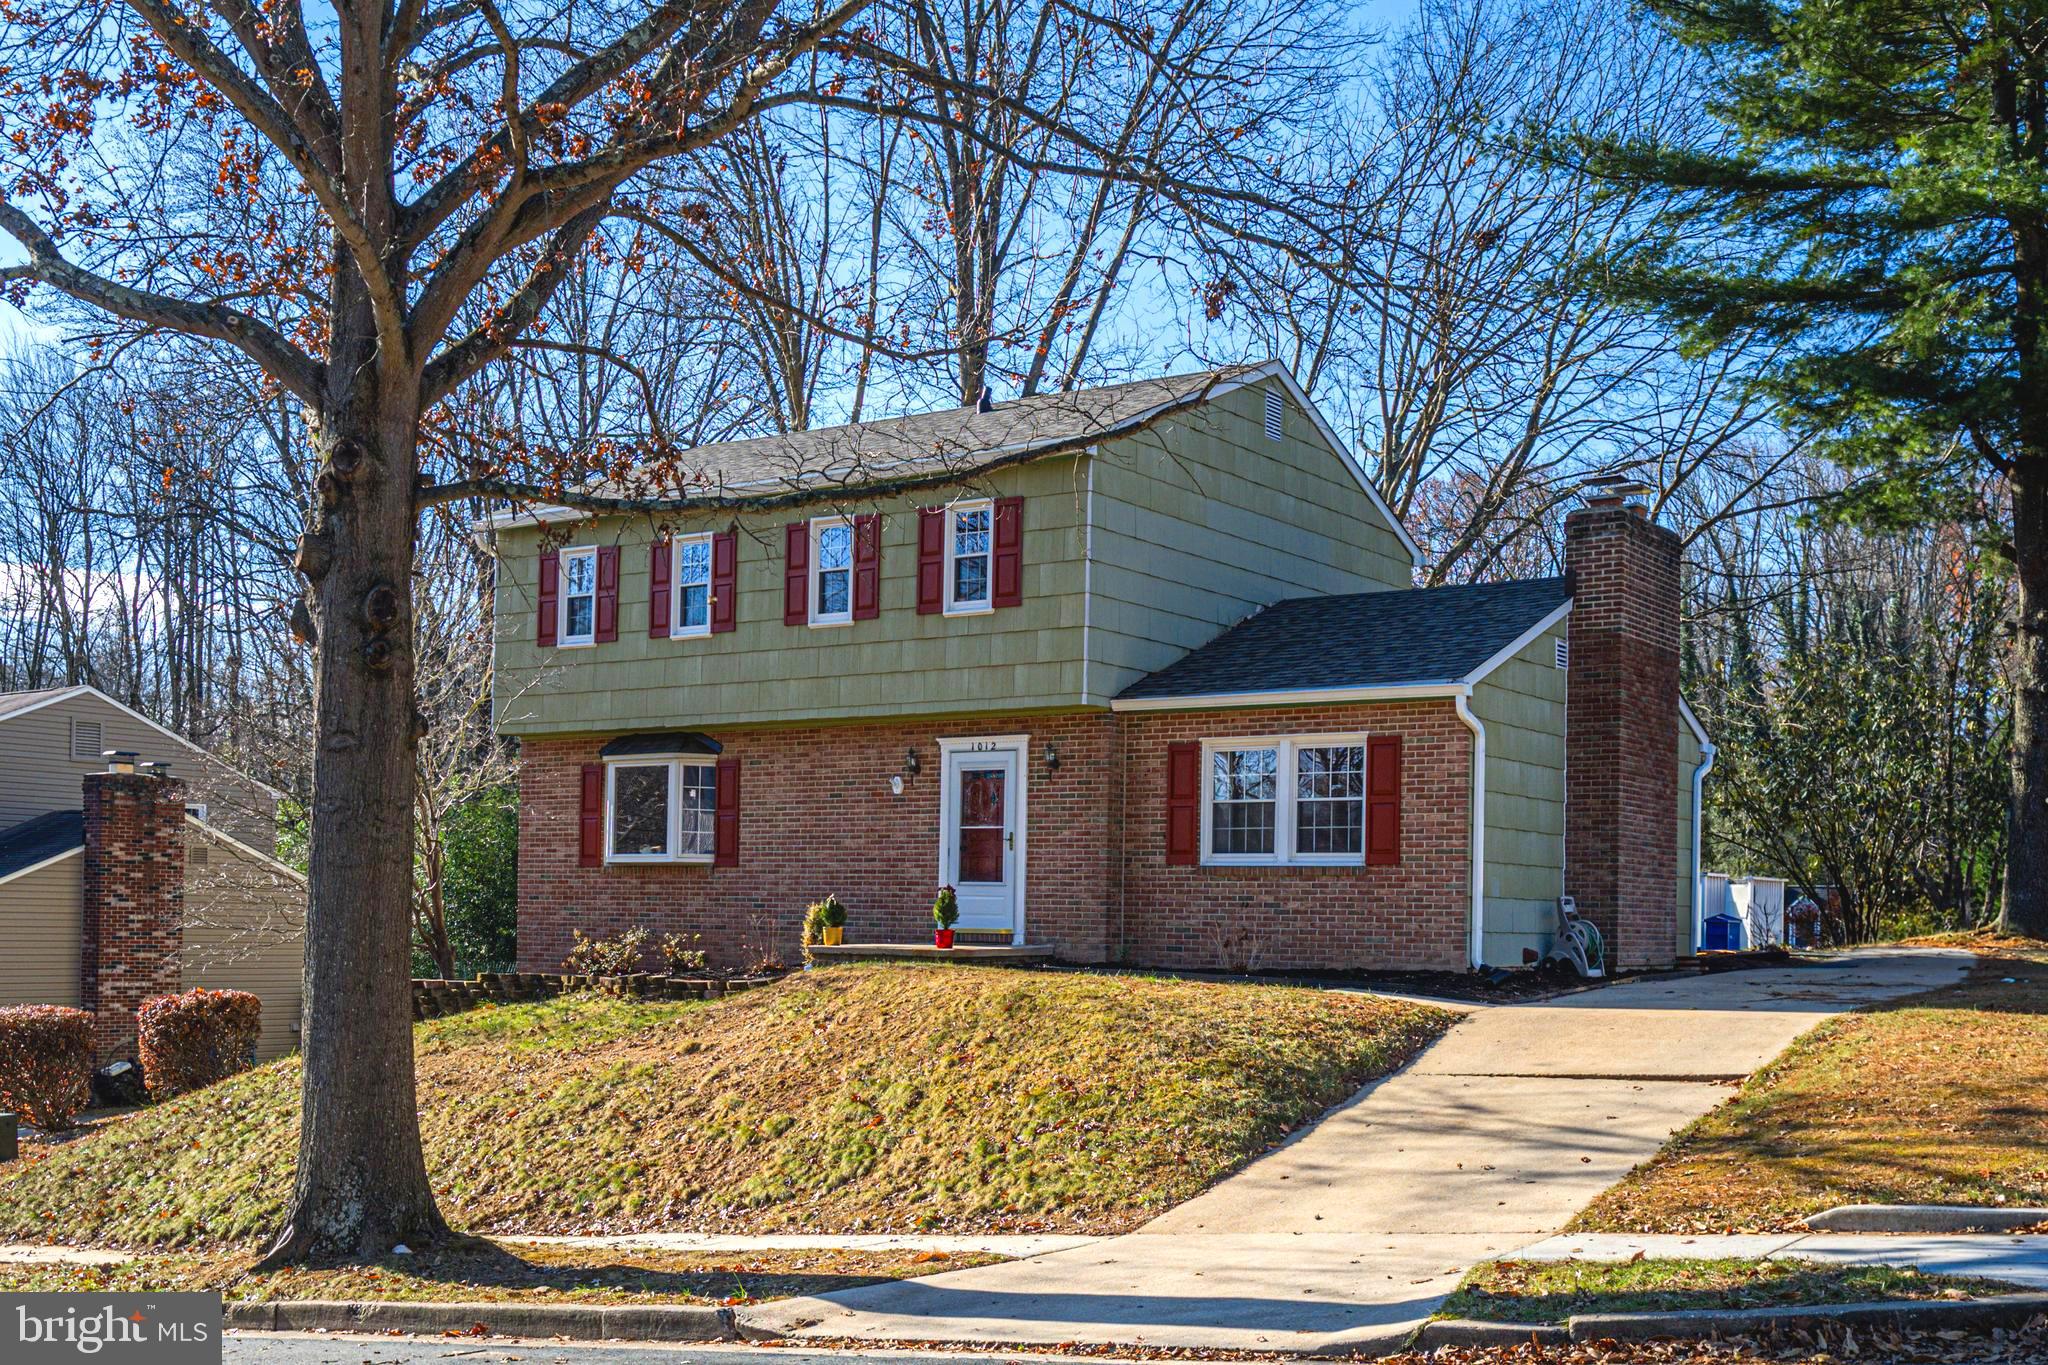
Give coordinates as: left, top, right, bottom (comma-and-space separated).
1452, 688, 1487, 969
1110, 681, 1470, 713
1689, 739, 1717, 954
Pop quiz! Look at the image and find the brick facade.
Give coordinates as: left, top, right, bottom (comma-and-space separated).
80, 771, 187, 1064
1118, 701, 1473, 972
517, 713, 1122, 971
1564, 502, 1682, 968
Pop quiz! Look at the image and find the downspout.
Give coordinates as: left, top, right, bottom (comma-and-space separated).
1689, 740, 1717, 954
1453, 688, 1487, 969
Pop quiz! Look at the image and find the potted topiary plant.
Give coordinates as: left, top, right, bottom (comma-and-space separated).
932, 886, 959, 949
818, 894, 847, 945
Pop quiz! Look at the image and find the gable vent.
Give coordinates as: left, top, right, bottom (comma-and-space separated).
1555, 638, 1569, 670
70, 718, 103, 760
1263, 390, 1284, 441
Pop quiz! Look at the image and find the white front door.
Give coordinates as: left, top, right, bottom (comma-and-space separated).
940, 744, 1022, 936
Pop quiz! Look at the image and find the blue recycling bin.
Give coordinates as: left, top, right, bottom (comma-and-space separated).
1701, 914, 1744, 951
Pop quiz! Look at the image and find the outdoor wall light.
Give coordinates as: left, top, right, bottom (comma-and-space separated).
1044, 743, 1060, 771
903, 748, 921, 775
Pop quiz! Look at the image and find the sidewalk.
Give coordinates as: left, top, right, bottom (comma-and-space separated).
1514, 1231, 2048, 1288
742, 949, 1977, 1353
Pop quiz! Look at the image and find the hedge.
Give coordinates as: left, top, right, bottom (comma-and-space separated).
137, 989, 261, 1100
0, 1005, 94, 1130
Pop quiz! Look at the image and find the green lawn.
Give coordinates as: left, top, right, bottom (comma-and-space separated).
0, 963, 1452, 1247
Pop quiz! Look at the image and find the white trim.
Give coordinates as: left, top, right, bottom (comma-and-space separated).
0, 845, 82, 889
941, 497, 996, 616
1111, 681, 1469, 713
668, 532, 715, 638
1463, 600, 1574, 686
1452, 690, 1487, 969
557, 545, 600, 647
936, 734, 1030, 945
808, 516, 856, 627
1197, 733, 1371, 868
1679, 696, 1711, 750
602, 755, 718, 864
0, 685, 287, 800
184, 815, 308, 884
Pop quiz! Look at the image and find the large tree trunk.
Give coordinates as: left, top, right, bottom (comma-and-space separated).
2007, 456, 2048, 940
261, 382, 448, 1263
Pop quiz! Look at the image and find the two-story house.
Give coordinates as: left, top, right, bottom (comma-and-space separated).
0, 685, 306, 1062
487, 362, 1713, 974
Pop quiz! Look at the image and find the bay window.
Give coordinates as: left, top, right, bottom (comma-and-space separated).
1202, 736, 1368, 865
606, 758, 718, 863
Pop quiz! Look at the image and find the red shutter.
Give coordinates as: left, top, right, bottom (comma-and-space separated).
537, 550, 560, 646
1165, 741, 1201, 866
578, 763, 604, 867
710, 531, 738, 633
594, 545, 620, 643
916, 508, 945, 614
783, 522, 809, 625
992, 496, 1024, 608
853, 513, 882, 620
648, 539, 672, 639
1366, 736, 1402, 866
714, 757, 740, 867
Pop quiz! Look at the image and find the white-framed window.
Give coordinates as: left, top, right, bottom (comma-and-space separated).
185, 802, 210, 823
672, 533, 713, 637
559, 546, 599, 646
605, 758, 718, 863
1202, 735, 1368, 866
945, 500, 993, 614
810, 517, 854, 626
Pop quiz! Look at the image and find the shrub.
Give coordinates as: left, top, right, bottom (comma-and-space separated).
659, 932, 707, 973
0, 1005, 93, 1130
137, 989, 262, 1100
818, 895, 847, 929
802, 902, 828, 947
563, 926, 649, 975
932, 885, 959, 929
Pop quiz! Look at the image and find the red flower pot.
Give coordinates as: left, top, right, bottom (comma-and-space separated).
934, 929, 955, 949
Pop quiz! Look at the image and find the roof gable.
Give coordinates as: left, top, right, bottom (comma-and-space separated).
0, 685, 284, 800
0, 810, 84, 883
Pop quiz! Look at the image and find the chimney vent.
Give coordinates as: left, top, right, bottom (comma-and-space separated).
1580, 476, 1653, 511
975, 386, 994, 414
103, 751, 140, 775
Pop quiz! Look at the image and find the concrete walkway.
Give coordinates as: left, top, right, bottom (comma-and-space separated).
743, 948, 1973, 1353
1516, 1232, 2048, 1288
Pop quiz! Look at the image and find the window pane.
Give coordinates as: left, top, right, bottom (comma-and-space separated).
677, 539, 711, 584
1297, 745, 1365, 855
679, 583, 709, 628
563, 553, 596, 595
817, 523, 852, 570
953, 507, 990, 555
565, 595, 595, 639
819, 567, 850, 616
953, 554, 989, 604
678, 764, 717, 856
1210, 748, 1277, 855
611, 765, 669, 856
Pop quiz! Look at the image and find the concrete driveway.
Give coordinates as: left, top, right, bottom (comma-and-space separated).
743, 948, 1972, 1353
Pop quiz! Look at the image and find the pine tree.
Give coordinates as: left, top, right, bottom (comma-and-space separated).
1578, 0, 2048, 938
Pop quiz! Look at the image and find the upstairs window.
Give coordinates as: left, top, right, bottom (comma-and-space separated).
811, 519, 854, 625
673, 534, 713, 637
1203, 736, 1368, 865
559, 547, 598, 646
946, 501, 993, 613
606, 758, 718, 863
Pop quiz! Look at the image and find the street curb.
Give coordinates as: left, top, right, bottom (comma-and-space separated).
1412, 1318, 1569, 1348
224, 1298, 740, 1342
1804, 1204, 2048, 1234
1568, 1292, 2048, 1342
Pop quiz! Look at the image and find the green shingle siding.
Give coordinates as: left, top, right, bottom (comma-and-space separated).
1472, 619, 1568, 968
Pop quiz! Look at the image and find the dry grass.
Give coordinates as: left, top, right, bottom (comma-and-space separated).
0, 1240, 998, 1305
1440, 1257, 2027, 1324
0, 962, 1451, 1247
1573, 942, 2048, 1233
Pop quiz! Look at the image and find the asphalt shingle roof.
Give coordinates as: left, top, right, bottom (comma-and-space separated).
0, 687, 77, 722
1116, 577, 1572, 701
0, 810, 84, 881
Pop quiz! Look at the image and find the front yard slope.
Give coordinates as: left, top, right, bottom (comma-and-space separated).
0, 963, 1451, 1247
1573, 941, 2048, 1233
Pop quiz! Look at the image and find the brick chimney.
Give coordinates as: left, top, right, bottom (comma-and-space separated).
80, 755, 186, 1065
1565, 486, 1681, 969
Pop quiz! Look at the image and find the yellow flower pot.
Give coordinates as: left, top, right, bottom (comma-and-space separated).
822, 926, 844, 945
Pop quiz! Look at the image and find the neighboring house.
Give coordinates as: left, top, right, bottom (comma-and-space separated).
0, 686, 305, 1062
487, 362, 1713, 973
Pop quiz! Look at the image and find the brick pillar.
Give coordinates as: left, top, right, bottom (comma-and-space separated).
80, 766, 187, 1064
1565, 498, 1681, 969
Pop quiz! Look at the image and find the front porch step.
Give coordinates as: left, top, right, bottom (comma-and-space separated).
810, 943, 1057, 962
